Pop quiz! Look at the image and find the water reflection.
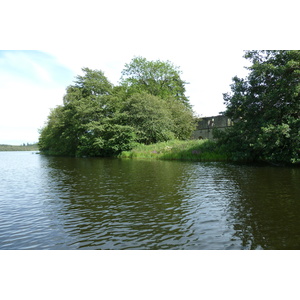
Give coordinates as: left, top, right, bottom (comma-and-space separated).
40, 157, 195, 249
2, 152, 300, 249
211, 164, 300, 249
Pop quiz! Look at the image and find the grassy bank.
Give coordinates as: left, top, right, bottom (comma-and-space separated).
119, 139, 228, 162
0, 144, 39, 151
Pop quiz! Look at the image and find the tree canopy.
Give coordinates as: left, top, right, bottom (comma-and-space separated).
120, 56, 190, 106
218, 50, 300, 164
39, 58, 195, 157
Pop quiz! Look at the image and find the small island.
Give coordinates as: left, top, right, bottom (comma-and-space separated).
39, 51, 300, 166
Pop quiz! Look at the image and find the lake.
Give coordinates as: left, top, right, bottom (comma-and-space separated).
1, 151, 300, 250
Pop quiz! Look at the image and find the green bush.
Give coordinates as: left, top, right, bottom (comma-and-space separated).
119, 139, 228, 162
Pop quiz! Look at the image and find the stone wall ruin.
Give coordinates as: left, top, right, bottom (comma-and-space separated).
192, 115, 233, 140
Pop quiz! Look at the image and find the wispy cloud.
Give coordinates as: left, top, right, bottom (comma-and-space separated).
0, 51, 75, 144
0, 50, 74, 87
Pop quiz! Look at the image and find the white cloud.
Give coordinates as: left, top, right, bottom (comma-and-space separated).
31, 62, 53, 83
0, 81, 66, 144
0, 51, 53, 87
0, 50, 76, 144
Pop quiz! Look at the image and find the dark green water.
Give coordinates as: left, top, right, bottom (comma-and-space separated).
1, 151, 300, 249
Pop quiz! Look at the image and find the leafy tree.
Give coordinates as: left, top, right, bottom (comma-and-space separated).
39, 68, 136, 156
120, 92, 175, 144
119, 92, 196, 144
219, 50, 300, 164
72, 67, 113, 97
39, 59, 196, 157
38, 105, 77, 156
166, 97, 196, 140
120, 56, 190, 106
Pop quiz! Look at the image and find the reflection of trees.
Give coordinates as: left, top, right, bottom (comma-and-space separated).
217, 164, 300, 250
40, 156, 192, 249
40, 156, 300, 249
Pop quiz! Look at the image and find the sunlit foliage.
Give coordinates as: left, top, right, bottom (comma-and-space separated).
39, 58, 195, 157
218, 50, 300, 164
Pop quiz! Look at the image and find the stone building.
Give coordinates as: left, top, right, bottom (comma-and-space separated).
192, 115, 233, 140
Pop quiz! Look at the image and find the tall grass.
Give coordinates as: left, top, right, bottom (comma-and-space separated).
119, 139, 228, 162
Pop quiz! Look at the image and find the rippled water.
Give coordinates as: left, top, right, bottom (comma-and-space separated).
1, 151, 300, 249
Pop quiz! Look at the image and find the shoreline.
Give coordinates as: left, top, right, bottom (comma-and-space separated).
119, 139, 228, 162
0, 144, 39, 152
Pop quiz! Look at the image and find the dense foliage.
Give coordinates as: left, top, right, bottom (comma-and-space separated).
120, 56, 190, 106
217, 50, 300, 164
120, 139, 227, 162
39, 59, 196, 157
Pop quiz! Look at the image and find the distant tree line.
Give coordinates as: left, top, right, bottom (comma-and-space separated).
39, 57, 196, 157
0, 143, 38, 151
216, 50, 300, 165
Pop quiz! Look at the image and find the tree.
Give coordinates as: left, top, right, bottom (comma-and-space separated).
72, 67, 113, 97
219, 50, 300, 164
39, 68, 136, 157
166, 97, 196, 140
39, 59, 196, 157
120, 56, 190, 106
120, 92, 175, 144
38, 105, 76, 156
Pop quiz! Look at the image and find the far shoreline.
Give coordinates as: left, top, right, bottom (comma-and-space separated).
0, 144, 39, 151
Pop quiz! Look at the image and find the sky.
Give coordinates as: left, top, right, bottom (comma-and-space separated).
0, 49, 249, 145
1, 0, 298, 145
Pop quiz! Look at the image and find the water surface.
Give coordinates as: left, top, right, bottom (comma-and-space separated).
1, 151, 300, 249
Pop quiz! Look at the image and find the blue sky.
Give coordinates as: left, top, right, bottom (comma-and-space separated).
0, 50, 74, 87
0, 51, 75, 144
1, 0, 297, 145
